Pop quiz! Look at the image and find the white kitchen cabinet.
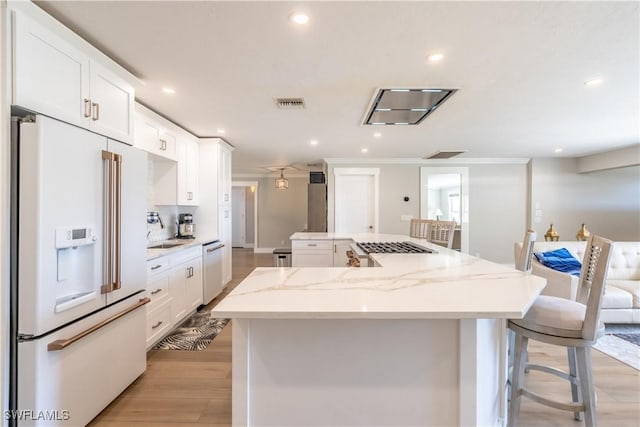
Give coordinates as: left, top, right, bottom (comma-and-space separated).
333, 239, 353, 267
218, 143, 232, 205
186, 258, 203, 311
219, 206, 232, 285
87, 61, 134, 144
177, 137, 199, 206
134, 105, 178, 160
292, 240, 334, 267
168, 246, 203, 324
146, 256, 172, 349
13, 10, 89, 129
13, 10, 135, 144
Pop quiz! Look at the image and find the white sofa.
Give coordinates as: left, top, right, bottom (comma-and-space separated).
514, 240, 640, 324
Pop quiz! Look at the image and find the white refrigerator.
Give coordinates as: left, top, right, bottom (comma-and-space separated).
10, 115, 149, 426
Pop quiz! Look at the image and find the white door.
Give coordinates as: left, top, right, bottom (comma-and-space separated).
231, 187, 246, 247
334, 170, 379, 233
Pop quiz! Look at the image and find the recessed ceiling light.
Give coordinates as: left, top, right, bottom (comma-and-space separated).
584, 78, 603, 87
361, 148, 369, 153
554, 148, 563, 153
290, 12, 309, 25
373, 132, 382, 138
310, 139, 318, 146
162, 87, 176, 94
394, 122, 409, 125
427, 53, 444, 62
217, 128, 226, 134
372, 122, 386, 125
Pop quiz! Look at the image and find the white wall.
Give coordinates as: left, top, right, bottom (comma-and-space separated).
245, 187, 255, 245
530, 159, 640, 241
257, 177, 308, 249
327, 162, 527, 263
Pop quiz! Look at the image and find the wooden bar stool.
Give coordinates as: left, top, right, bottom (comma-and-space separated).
428, 220, 456, 249
409, 218, 432, 239
508, 235, 613, 427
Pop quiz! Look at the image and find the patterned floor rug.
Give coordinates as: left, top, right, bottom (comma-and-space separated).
153, 310, 229, 351
594, 324, 640, 370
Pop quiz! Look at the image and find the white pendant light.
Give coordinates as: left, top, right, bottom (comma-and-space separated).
275, 168, 289, 189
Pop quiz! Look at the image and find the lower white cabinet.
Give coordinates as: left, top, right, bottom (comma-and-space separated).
145, 245, 203, 349
292, 239, 355, 267
333, 239, 353, 267
292, 240, 334, 267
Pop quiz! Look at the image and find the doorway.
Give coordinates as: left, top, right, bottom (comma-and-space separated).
420, 167, 469, 253
231, 181, 258, 249
334, 168, 379, 233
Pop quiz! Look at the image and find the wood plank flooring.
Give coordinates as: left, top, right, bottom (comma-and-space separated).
89, 249, 640, 427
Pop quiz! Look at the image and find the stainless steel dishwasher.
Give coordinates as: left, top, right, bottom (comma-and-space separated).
202, 241, 225, 305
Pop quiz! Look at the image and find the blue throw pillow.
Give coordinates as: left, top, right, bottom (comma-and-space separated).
534, 248, 582, 276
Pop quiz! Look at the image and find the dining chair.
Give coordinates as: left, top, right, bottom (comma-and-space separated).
508, 235, 613, 427
409, 218, 432, 239
428, 220, 456, 249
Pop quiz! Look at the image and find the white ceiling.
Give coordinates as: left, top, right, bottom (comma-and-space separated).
36, 1, 639, 174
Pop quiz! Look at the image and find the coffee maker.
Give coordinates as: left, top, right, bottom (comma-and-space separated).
177, 213, 195, 239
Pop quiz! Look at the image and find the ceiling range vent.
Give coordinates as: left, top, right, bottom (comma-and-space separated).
276, 98, 305, 109
364, 88, 456, 125
424, 150, 467, 159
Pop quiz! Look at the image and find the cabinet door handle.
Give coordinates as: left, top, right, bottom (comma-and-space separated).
150, 264, 162, 270
334, 244, 337, 253
151, 288, 162, 295
308, 243, 317, 247
187, 192, 193, 200
151, 321, 163, 330
224, 194, 229, 202
84, 99, 92, 118
92, 102, 100, 121
160, 139, 166, 150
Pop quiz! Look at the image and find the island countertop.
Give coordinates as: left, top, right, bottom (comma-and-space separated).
212, 233, 545, 320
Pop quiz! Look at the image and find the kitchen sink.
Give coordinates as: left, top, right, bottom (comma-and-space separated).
148, 242, 185, 249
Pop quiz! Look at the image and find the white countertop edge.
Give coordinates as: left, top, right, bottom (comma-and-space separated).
146, 239, 203, 261
212, 310, 528, 320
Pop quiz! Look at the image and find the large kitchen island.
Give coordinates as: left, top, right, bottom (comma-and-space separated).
212, 233, 546, 427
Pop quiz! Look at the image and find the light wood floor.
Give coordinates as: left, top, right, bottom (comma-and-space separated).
89, 249, 640, 427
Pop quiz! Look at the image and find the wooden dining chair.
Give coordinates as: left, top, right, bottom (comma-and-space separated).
409, 219, 432, 239
428, 220, 456, 249
508, 235, 614, 427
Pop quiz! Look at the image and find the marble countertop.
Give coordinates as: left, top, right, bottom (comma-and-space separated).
212, 233, 546, 320
146, 238, 204, 261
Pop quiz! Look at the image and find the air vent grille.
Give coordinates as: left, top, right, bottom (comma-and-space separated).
424, 151, 467, 159
276, 98, 305, 109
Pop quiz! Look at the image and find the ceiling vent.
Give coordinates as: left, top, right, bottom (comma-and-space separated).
363, 88, 456, 125
276, 98, 305, 109
424, 150, 467, 159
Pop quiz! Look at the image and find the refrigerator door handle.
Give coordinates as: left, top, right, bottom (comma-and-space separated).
47, 298, 151, 351
101, 150, 114, 294
113, 153, 122, 291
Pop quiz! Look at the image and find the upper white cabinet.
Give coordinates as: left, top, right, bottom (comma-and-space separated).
177, 137, 199, 206
219, 143, 232, 205
88, 61, 135, 144
134, 105, 178, 161
12, 10, 135, 144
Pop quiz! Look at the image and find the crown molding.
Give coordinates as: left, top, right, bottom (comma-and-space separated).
323, 157, 531, 165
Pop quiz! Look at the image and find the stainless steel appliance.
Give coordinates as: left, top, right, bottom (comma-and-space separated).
356, 241, 434, 254
177, 213, 195, 239
9, 115, 149, 426
202, 241, 224, 304
347, 241, 435, 268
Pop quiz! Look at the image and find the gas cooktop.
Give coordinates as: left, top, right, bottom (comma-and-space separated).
356, 241, 434, 254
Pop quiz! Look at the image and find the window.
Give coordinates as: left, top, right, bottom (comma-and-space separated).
448, 192, 460, 223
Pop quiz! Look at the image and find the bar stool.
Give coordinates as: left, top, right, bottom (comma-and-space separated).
508, 235, 613, 427
428, 220, 456, 249
409, 218, 432, 239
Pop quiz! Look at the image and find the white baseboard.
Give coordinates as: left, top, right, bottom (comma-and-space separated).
243, 243, 255, 249
254, 247, 277, 254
